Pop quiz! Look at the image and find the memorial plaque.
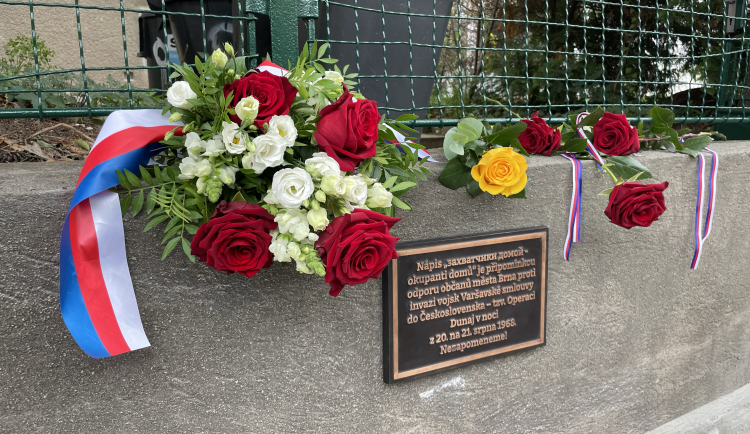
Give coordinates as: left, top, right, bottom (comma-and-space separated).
383, 227, 548, 383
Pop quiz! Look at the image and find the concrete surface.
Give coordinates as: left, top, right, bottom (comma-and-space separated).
647, 381, 750, 434
2, 144, 750, 433
0, 0, 151, 88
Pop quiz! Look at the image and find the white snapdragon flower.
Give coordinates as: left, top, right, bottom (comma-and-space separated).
286, 242, 302, 261
178, 156, 201, 180
304, 152, 340, 177
353, 174, 377, 186
166, 81, 197, 109
196, 177, 207, 194
324, 70, 344, 85
263, 190, 280, 205
221, 121, 246, 154
306, 208, 329, 231
295, 260, 314, 274
320, 173, 346, 197
217, 166, 239, 186
268, 230, 291, 263
211, 49, 228, 68
271, 168, 315, 208
235, 96, 259, 123
275, 209, 310, 241
366, 182, 393, 208
202, 135, 225, 157
184, 132, 205, 158
266, 115, 297, 146
244, 133, 287, 174
342, 176, 368, 204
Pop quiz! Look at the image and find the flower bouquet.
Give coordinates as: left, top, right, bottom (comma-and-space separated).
115, 42, 429, 296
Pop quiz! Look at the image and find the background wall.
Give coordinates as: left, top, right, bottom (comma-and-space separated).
0, 0, 151, 88
1, 145, 750, 433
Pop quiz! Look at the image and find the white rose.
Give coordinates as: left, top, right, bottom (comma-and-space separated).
320, 173, 346, 197
217, 166, 239, 185
307, 208, 329, 231
272, 168, 315, 208
235, 96, 259, 123
202, 135, 225, 157
342, 176, 368, 204
221, 121, 246, 154
211, 49, 228, 68
366, 182, 393, 208
246, 133, 287, 173
178, 156, 201, 180
266, 115, 297, 146
305, 152, 340, 177
166, 81, 197, 109
324, 70, 344, 85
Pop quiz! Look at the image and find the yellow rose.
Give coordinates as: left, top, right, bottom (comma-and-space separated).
471, 147, 528, 196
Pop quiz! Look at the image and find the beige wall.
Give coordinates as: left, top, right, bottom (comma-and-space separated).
0, 0, 152, 88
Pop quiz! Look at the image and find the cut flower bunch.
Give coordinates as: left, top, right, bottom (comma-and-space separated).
438, 107, 720, 229
115, 42, 429, 295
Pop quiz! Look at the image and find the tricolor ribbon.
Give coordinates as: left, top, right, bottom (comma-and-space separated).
690, 148, 719, 269
560, 153, 582, 261
575, 112, 606, 167
60, 110, 182, 357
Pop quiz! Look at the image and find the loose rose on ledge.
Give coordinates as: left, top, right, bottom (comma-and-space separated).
519, 112, 561, 156
604, 181, 669, 229
315, 209, 400, 297
471, 147, 528, 197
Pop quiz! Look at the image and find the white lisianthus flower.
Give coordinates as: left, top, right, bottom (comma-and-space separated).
307, 208, 329, 231
241, 153, 254, 171
366, 182, 393, 208
217, 166, 239, 186
305, 152, 340, 177
324, 70, 344, 85
263, 190, 280, 205
184, 132, 205, 158
202, 135, 225, 157
235, 96, 259, 123
166, 81, 197, 109
246, 133, 287, 173
272, 168, 315, 208
178, 156, 201, 180
221, 121, 246, 154
266, 115, 297, 146
342, 176, 368, 204
211, 49, 228, 68
320, 173, 346, 197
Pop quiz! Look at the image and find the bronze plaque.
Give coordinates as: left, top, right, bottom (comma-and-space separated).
383, 228, 548, 383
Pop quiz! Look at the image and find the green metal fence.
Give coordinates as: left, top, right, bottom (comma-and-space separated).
0, 0, 749, 126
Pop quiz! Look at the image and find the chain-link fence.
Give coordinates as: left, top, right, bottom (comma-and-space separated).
1, 0, 749, 126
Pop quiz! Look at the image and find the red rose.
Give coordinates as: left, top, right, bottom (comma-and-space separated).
315, 209, 400, 296
314, 85, 380, 172
223, 70, 297, 128
518, 112, 561, 156
604, 181, 669, 229
592, 112, 640, 156
190, 201, 277, 278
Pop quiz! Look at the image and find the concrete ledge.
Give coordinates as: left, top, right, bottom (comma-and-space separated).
2, 144, 750, 433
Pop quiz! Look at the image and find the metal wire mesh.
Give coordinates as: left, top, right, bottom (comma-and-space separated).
1, 0, 748, 126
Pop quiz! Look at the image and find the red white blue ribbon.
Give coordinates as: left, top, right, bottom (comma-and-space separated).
575, 112, 607, 167
60, 110, 181, 357
691, 147, 719, 269
560, 153, 582, 261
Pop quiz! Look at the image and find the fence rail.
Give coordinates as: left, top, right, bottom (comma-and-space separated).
0, 0, 749, 126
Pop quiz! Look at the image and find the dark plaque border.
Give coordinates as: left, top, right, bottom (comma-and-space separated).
383, 227, 548, 383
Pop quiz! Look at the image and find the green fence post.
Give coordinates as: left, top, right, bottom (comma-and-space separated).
241, 0, 318, 67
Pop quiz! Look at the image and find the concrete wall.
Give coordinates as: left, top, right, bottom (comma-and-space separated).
0, 0, 150, 88
2, 144, 750, 433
